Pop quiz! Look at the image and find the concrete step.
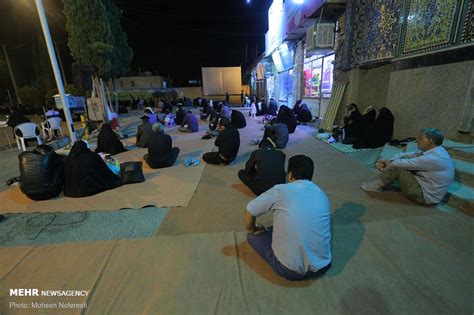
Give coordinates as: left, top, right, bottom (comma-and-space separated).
444, 140, 474, 163
453, 159, 474, 188
445, 182, 474, 216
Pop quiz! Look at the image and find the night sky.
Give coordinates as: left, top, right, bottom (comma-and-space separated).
0, 0, 272, 101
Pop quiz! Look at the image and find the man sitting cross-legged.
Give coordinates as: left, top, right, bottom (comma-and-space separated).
202, 117, 240, 165
143, 123, 180, 169
361, 128, 454, 205
244, 155, 332, 281
238, 139, 286, 196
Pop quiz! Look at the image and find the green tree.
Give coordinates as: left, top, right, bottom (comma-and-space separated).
104, 0, 133, 78
17, 85, 43, 107
62, 0, 114, 79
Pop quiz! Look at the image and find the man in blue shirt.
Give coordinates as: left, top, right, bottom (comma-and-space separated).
178, 111, 199, 133
244, 155, 332, 281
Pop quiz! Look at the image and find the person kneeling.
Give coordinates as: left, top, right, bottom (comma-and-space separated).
19, 145, 64, 200
238, 139, 286, 196
202, 117, 240, 165
144, 123, 180, 169
361, 128, 454, 205
244, 155, 332, 281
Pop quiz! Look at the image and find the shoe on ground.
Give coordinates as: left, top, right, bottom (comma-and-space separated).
201, 134, 212, 140
360, 179, 386, 192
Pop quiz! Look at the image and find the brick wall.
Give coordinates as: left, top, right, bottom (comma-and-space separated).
291, 40, 305, 108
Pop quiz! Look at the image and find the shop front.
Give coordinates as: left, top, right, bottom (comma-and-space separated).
302, 52, 335, 118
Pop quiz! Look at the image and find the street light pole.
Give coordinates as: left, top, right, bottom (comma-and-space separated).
2, 44, 22, 105
35, 0, 76, 142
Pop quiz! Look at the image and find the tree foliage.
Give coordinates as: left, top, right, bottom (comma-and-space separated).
17, 85, 43, 107
62, 0, 132, 80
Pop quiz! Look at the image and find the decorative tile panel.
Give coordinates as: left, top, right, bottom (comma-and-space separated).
359, 0, 403, 63
402, 0, 458, 55
460, 0, 473, 43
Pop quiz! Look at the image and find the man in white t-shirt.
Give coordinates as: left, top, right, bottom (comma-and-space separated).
244, 155, 332, 281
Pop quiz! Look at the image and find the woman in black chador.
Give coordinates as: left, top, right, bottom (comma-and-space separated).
64, 140, 122, 197
95, 123, 127, 155
276, 105, 297, 133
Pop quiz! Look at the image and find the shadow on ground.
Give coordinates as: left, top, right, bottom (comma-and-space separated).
327, 202, 366, 277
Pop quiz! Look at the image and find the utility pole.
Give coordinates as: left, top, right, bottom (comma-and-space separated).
35, 0, 76, 142
6, 89, 14, 107
2, 44, 21, 105
54, 41, 68, 85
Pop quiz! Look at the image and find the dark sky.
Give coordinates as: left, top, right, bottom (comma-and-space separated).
0, 0, 272, 99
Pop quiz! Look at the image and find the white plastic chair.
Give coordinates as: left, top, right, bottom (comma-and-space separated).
42, 117, 63, 140
14, 123, 42, 151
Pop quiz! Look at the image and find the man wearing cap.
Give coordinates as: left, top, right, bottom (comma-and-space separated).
238, 139, 286, 195
136, 115, 153, 148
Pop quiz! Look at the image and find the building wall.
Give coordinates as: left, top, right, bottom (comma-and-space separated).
341, 60, 473, 139
114, 76, 165, 90
342, 65, 392, 110
386, 60, 473, 139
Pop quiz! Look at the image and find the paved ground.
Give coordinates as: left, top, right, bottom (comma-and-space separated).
0, 109, 472, 314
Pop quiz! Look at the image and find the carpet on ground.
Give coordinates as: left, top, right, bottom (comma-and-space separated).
0, 124, 214, 214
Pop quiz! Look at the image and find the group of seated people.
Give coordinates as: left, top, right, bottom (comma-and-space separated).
11, 99, 456, 283
239, 126, 454, 281
18, 141, 122, 200
341, 103, 395, 148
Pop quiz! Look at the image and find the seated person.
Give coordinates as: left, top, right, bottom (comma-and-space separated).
221, 103, 231, 119
292, 100, 302, 116
19, 144, 64, 201
267, 99, 278, 116
7, 110, 31, 137
276, 105, 297, 134
136, 115, 153, 148
361, 128, 454, 205
230, 109, 247, 129
295, 103, 312, 123
143, 123, 180, 169
260, 118, 289, 149
45, 106, 60, 118
244, 155, 332, 281
95, 123, 127, 155
178, 111, 199, 133
144, 108, 158, 124
238, 139, 286, 196
161, 109, 176, 127
175, 105, 186, 125
109, 112, 126, 139
352, 106, 376, 149
205, 110, 220, 137
203, 117, 240, 165
64, 140, 122, 197
342, 103, 362, 144
367, 107, 394, 148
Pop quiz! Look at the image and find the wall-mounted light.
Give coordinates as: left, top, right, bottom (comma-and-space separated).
293, 0, 304, 4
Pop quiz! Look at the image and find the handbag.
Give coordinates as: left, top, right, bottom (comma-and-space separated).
120, 161, 145, 184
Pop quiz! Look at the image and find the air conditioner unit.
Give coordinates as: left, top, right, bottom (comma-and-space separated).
314, 23, 335, 49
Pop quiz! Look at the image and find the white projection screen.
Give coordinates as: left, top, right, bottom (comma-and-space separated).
202, 66, 242, 95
